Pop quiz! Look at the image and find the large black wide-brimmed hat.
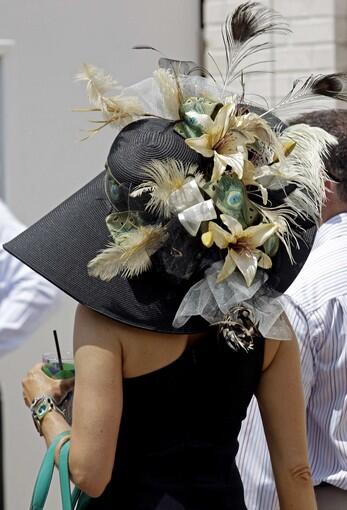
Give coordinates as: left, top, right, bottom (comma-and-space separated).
3, 108, 321, 336
5, 1, 345, 342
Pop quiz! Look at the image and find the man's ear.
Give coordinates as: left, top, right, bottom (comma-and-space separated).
325, 179, 337, 195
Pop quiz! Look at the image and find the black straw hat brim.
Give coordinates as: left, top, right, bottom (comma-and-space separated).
4, 171, 208, 334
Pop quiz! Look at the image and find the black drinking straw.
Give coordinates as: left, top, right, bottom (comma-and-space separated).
53, 330, 64, 371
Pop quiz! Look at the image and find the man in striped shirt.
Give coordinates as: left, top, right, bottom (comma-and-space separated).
237, 110, 347, 510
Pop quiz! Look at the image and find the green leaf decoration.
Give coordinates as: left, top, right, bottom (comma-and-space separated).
204, 174, 259, 228
106, 212, 144, 242
263, 234, 280, 257
174, 96, 223, 139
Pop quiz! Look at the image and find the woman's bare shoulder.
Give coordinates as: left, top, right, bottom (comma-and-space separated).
73, 304, 123, 353
73, 304, 199, 378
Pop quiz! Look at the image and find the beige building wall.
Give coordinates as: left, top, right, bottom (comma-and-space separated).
0, 1, 201, 508
204, 0, 347, 107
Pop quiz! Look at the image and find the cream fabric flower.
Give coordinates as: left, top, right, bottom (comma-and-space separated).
185, 103, 247, 182
186, 105, 278, 183
201, 214, 277, 286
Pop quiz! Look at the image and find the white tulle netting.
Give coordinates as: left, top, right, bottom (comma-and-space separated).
173, 261, 292, 341
122, 75, 228, 122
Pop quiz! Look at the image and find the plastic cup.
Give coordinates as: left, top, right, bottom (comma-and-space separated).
42, 353, 75, 424
42, 353, 75, 379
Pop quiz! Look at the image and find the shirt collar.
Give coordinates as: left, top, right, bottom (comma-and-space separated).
313, 212, 347, 250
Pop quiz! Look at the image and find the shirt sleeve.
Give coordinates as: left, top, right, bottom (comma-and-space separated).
0, 203, 58, 357
280, 294, 315, 405
237, 397, 280, 510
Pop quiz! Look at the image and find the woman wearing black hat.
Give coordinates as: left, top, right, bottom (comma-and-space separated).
13, 3, 347, 509
22, 300, 313, 510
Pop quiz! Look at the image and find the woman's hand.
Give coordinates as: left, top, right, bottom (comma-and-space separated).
22, 363, 75, 407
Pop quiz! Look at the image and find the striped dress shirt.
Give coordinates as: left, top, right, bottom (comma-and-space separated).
236, 212, 347, 510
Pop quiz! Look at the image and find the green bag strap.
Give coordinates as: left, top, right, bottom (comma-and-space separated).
59, 440, 91, 510
59, 441, 75, 510
30, 431, 91, 510
30, 431, 70, 510
72, 487, 82, 508
76, 492, 91, 510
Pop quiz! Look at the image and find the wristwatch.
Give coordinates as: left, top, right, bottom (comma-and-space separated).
30, 395, 63, 435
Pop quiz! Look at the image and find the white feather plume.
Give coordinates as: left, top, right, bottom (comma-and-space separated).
75, 63, 145, 138
131, 159, 204, 218
279, 124, 337, 222
252, 203, 298, 261
88, 224, 167, 281
154, 68, 180, 120
76, 63, 120, 109
251, 124, 337, 259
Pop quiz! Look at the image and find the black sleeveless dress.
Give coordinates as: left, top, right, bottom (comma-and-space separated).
87, 333, 264, 510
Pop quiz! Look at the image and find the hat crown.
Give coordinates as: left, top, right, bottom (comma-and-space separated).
107, 118, 206, 188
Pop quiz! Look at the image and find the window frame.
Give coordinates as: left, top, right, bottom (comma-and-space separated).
0, 39, 15, 199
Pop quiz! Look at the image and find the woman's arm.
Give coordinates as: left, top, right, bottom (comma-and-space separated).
256, 336, 317, 510
22, 304, 123, 498
68, 304, 123, 497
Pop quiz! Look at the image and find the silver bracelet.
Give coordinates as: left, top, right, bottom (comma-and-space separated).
30, 394, 64, 435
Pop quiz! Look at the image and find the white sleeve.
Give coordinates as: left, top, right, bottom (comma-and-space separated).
280, 294, 314, 405
237, 397, 280, 510
0, 202, 58, 357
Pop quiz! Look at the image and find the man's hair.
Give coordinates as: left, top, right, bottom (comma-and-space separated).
289, 110, 347, 202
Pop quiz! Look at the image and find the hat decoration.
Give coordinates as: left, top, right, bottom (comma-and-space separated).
75, 1, 347, 349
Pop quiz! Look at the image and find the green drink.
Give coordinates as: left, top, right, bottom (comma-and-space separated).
42, 353, 75, 424
42, 358, 75, 380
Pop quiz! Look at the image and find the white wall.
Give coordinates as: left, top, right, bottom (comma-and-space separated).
204, 0, 347, 106
0, 1, 201, 508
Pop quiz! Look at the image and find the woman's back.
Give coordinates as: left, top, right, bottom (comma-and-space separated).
88, 330, 264, 510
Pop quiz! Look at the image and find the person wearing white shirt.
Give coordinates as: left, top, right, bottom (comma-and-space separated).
0, 199, 58, 510
236, 109, 347, 510
0, 200, 58, 355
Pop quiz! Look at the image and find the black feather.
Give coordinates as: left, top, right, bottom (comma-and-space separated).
132, 45, 160, 52
222, 1, 290, 86
311, 73, 347, 101
268, 73, 347, 116
133, 47, 201, 102
159, 58, 198, 75
133, 44, 215, 81
228, 2, 288, 43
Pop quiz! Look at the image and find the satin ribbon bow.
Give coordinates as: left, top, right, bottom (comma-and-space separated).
169, 180, 217, 236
